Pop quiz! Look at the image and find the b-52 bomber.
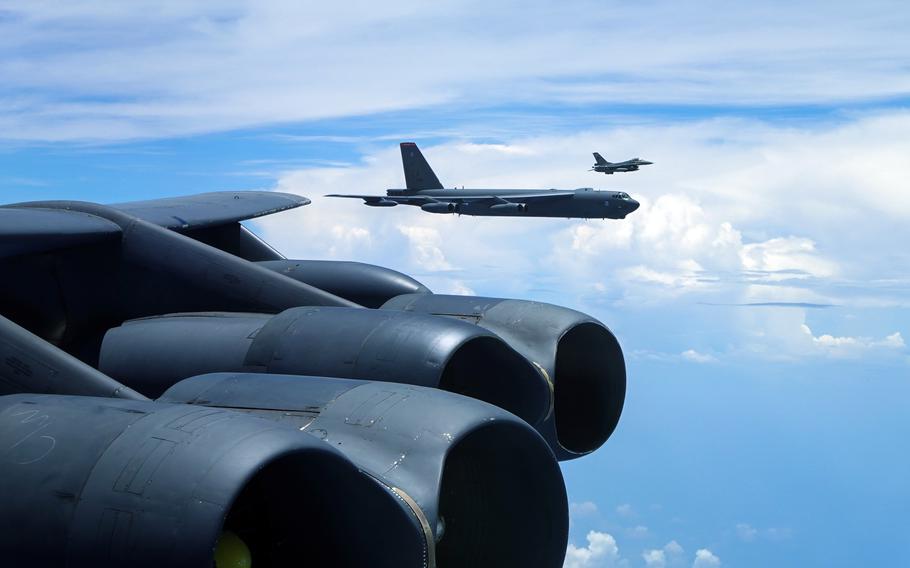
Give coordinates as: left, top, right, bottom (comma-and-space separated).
591, 152, 653, 174
328, 142, 640, 219
0, 190, 626, 567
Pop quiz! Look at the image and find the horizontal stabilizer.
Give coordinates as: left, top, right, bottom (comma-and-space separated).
111, 191, 310, 230
0, 207, 121, 259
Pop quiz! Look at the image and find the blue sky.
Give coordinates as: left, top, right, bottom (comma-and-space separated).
2, 2, 909, 566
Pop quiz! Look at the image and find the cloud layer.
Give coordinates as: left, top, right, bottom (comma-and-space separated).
2, 1, 909, 141
257, 113, 909, 362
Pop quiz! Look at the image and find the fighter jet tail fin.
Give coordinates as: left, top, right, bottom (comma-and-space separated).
401, 142, 444, 191
593, 152, 608, 166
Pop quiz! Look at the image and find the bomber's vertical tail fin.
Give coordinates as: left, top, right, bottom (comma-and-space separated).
401, 142, 444, 191
592, 152, 609, 166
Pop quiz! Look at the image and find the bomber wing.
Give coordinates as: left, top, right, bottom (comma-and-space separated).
0, 189, 630, 566
0, 207, 121, 259
327, 191, 574, 206
111, 190, 310, 230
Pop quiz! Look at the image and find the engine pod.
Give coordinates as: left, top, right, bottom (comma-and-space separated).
161, 372, 570, 568
99, 306, 551, 426
382, 294, 626, 460
257, 259, 431, 308
0, 394, 429, 568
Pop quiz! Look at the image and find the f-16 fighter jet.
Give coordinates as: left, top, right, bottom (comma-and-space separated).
591, 152, 653, 174
328, 142, 640, 219
0, 190, 628, 567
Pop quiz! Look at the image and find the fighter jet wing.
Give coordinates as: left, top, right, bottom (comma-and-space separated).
112, 190, 310, 230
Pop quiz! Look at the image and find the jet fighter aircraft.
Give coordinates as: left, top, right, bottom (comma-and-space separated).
0, 191, 626, 567
328, 142, 640, 219
591, 152, 653, 174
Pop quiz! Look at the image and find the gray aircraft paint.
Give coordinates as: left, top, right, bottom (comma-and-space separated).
328, 142, 641, 219
0, 190, 628, 567
591, 152, 654, 174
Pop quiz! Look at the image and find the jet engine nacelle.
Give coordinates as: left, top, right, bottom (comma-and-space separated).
161, 372, 570, 568
490, 202, 528, 212
98, 306, 551, 426
381, 294, 626, 460
366, 198, 399, 207
0, 394, 428, 568
256, 259, 431, 308
421, 202, 457, 214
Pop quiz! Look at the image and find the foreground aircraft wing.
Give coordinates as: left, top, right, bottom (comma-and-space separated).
111, 190, 310, 230
2, 190, 310, 262
0, 189, 630, 566
0, 207, 122, 259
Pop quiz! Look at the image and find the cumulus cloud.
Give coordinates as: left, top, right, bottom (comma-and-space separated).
664, 541, 684, 557
643, 540, 686, 568
642, 549, 666, 568
692, 549, 721, 568
801, 324, 904, 358
253, 115, 909, 362
2, 2, 910, 141
564, 531, 623, 568
396, 225, 453, 271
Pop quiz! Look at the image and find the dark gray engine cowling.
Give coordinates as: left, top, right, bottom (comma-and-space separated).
99, 306, 551, 426
0, 394, 428, 568
160, 372, 570, 568
257, 259, 431, 308
382, 294, 626, 460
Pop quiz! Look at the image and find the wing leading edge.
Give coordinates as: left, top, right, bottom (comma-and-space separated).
111, 191, 310, 230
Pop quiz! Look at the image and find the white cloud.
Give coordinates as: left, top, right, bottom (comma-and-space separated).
396, 225, 453, 271
664, 541, 684, 557
801, 324, 905, 358
626, 525, 649, 539
2, 2, 910, 141
692, 549, 721, 568
736, 523, 758, 542
564, 531, 622, 568
682, 350, 718, 364
253, 114, 910, 362
570, 501, 600, 517
644, 540, 686, 568
740, 237, 837, 280
642, 549, 666, 568
736, 523, 793, 542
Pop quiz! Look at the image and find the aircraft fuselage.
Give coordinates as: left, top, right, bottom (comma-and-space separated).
387, 187, 640, 219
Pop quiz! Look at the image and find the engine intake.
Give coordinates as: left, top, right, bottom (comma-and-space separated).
161, 372, 570, 568
382, 294, 626, 460
0, 394, 428, 567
